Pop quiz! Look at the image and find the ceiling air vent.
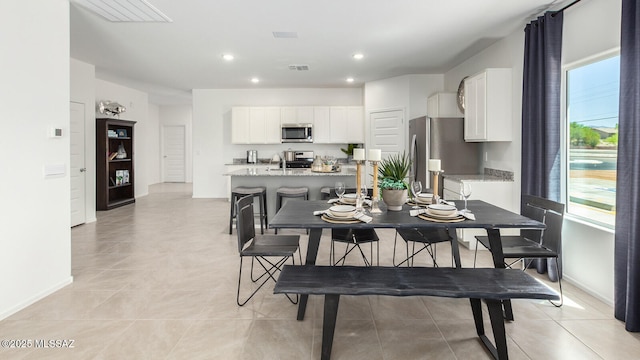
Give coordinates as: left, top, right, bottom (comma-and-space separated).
288, 65, 309, 71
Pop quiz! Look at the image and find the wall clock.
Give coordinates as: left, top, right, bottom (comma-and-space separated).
457, 77, 468, 114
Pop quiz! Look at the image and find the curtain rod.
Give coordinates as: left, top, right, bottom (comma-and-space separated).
551, 0, 582, 16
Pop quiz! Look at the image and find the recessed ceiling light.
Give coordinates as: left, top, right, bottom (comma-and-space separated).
352, 53, 364, 60
222, 54, 234, 61
346, 77, 355, 83
251, 78, 260, 84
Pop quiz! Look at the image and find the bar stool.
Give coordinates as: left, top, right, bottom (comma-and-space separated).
275, 187, 309, 234
230, 186, 268, 235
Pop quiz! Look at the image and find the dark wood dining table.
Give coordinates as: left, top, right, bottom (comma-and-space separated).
269, 199, 545, 320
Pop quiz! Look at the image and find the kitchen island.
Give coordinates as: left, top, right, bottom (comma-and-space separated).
225, 167, 357, 221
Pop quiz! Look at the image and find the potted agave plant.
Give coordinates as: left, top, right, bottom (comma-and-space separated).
377, 152, 411, 211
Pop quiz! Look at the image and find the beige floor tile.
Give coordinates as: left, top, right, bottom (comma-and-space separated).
244, 319, 314, 360
312, 319, 382, 360
97, 319, 192, 359
559, 319, 640, 359
167, 319, 252, 360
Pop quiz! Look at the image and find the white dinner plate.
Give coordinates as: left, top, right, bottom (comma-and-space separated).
427, 204, 457, 216
329, 205, 356, 218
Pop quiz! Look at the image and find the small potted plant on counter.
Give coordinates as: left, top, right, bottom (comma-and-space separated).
378, 152, 411, 211
340, 144, 359, 162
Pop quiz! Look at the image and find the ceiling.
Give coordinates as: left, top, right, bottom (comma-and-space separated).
70, 0, 561, 104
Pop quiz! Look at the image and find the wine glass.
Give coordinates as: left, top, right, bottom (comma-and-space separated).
335, 182, 345, 202
460, 181, 472, 212
356, 183, 368, 211
410, 180, 422, 208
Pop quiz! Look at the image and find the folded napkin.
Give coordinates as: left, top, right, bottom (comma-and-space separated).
353, 212, 373, 223
408, 208, 475, 220
328, 198, 372, 206
459, 211, 475, 220
313, 209, 372, 223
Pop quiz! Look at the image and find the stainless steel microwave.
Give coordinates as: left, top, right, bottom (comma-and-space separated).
281, 123, 313, 143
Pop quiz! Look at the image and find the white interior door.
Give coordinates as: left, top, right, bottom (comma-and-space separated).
370, 109, 405, 159
70, 101, 86, 227
162, 125, 186, 182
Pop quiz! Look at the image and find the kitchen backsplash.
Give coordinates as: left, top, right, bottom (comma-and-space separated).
484, 167, 514, 181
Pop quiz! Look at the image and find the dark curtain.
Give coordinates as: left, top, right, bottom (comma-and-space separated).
520, 12, 564, 280
521, 11, 564, 202
615, 0, 640, 333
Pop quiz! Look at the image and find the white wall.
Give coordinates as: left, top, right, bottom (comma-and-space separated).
70, 58, 97, 223
444, 0, 621, 304
0, 0, 72, 319
159, 105, 193, 183
192, 88, 363, 198
95, 80, 157, 197
148, 104, 161, 185
364, 74, 445, 153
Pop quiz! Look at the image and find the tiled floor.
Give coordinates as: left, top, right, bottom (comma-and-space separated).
2, 183, 639, 359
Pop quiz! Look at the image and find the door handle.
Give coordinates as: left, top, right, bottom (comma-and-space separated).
80, 168, 86, 172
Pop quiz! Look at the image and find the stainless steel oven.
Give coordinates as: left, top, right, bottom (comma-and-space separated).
281, 123, 313, 143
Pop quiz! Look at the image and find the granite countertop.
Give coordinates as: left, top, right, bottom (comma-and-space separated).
443, 174, 512, 182
444, 168, 514, 182
225, 167, 357, 176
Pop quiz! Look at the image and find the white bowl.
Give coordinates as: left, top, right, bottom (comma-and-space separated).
341, 193, 357, 204
415, 194, 433, 203
427, 204, 457, 216
329, 205, 356, 218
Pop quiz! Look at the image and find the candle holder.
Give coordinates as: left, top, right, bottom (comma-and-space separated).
431, 170, 444, 204
355, 160, 363, 210
369, 160, 382, 213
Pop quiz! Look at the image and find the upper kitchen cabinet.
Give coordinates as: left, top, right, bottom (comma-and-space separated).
280, 106, 314, 125
427, 93, 463, 118
232, 106, 281, 144
231, 107, 250, 144
329, 106, 364, 144
313, 106, 331, 143
463, 68, 512, 142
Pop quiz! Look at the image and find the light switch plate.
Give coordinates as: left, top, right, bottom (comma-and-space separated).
44, 164, 66, 177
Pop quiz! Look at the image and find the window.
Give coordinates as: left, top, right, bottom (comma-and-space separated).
565, 54, 619, 228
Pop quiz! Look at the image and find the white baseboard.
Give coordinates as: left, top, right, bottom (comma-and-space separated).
0, 276, 73, 321
563, 274, 614, 306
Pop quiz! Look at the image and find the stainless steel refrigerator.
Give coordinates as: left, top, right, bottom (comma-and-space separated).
409, 116, 480, 195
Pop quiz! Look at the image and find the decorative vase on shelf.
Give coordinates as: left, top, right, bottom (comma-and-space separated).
381, 189, 408, 211
116, 142, 127, 159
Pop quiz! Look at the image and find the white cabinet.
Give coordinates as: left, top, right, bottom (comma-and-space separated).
463, 68, 512, 142
427, 93, 463, 118
329, 106, 364, 144
443, 177, 516, 249
313, 106, 331, 143
346, 106, 364, 143
281, 106, 314, 125
264, 107, 281, 143
231, 107, 250, 144
232, 105, 363, 144
232, 107, 281, 144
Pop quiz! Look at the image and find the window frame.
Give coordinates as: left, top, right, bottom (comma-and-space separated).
561, 48, 620, 230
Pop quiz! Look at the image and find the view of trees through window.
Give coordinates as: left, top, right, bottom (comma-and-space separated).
566, 54, 619, 228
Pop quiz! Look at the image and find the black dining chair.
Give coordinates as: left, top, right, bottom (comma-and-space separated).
393, 228, 452, 267
473, 194, 565, 307
322, 187, 380, 267
235, 195, 301, 306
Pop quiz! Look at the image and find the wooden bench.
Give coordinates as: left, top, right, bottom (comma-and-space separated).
274, 265, 559, 360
